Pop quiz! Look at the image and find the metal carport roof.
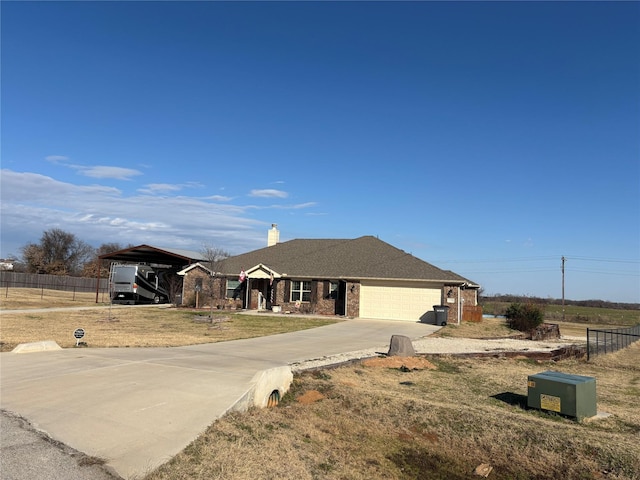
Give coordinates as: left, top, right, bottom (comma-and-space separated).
98, 245, 207, 268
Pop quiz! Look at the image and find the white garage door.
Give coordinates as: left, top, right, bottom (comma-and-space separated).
359, 280, 442, 321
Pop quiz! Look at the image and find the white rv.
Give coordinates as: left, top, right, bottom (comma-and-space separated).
110, 264, 177, 305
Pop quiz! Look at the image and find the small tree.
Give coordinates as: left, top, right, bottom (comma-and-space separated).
166, 273, 184, 306
81, 243, 130, 278
505, 303, 545, 332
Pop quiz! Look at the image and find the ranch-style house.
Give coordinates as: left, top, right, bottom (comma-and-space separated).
179, 225, 480, 324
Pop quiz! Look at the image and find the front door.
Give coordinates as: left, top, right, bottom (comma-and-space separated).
250, 279, 273, 310
335, 280, 347, 316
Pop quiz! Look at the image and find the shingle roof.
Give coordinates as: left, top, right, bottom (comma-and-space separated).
177, 262, 214, 276
443, 270, 481, 288
217, 236, 472, 283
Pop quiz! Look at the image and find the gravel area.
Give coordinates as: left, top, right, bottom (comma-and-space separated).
291, 335, 585, 372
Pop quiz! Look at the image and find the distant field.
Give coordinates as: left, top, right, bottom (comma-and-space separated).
544, 304, 639, 325
482, 301, 639, 327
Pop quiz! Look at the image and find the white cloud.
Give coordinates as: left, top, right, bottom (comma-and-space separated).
245, 201, 317, 211
138, 182, 205, 195
206, 195, 233, 202
0, 170, 317, 257
43, 155, 142, 180
291, 202, 316, 209
249, 189, 288, 198
45, 155, 70, 163
262, 202, 317, 210
80, 166, 142, 180
0, 170, 122, 202
138, 183, 183, 194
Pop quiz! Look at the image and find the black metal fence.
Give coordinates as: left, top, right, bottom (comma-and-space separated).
587, 325, 640, 360
0, 271, 109, 299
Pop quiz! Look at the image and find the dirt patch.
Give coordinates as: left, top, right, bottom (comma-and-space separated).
361, 356, 437, 370
425, 345, 587, 361
296, 390, 325, 404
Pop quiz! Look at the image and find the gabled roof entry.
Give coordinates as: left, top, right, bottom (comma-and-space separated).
177, 263, 214, 276
245, 264, 281, 280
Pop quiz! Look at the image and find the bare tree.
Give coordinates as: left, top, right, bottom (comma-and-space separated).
21, 229, 94, 275
81, 243, 130, 277
21, 243, 46, 273
165, 273, 184, 305
201, 243, 230, 320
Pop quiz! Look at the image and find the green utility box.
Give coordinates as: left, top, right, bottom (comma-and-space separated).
527, 371, 596, 421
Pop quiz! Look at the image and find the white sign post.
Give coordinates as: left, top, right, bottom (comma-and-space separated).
74, 328, 85, 347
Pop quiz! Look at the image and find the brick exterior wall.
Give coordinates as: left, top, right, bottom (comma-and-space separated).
345, 281, 359, 318
182, 271, 241, 309
441, 286, 480, 324
239, 278, 360, 317
462, 288, 477, 307
181, 268, 211, 307
270, 279, 349, 316
182, 269, 476, 322
314, 281, 335, 315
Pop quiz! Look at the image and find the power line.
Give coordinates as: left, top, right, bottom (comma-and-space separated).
435, 256, 558, 264
435, 256, 639, 265
567, 269, 640, 276
461, 268, 558, 274
567, 256, 640, 264
460, 268, 638, 276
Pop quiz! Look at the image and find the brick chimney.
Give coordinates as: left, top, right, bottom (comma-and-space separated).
267, 224, 280, 247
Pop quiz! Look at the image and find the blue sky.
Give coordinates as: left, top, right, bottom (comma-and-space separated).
2, 1, 639, 303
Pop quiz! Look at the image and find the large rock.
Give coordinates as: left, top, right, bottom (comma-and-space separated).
530, 323, 561, 341
387, 335, 415, 357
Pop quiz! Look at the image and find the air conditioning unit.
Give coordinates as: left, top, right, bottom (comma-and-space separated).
527, 371, 596, 422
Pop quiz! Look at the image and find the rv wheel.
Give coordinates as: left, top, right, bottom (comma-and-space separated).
153, 295, 161, 304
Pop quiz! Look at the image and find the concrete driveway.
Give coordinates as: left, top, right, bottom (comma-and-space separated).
0, 318, 437, 479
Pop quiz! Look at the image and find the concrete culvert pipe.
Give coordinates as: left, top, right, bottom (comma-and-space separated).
233, 366, 293, 412
267, 390, 281, 407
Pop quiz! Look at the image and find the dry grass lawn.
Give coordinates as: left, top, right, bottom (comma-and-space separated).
145, 343, 640, 480
433, 317, 515, 338
0, 304, 339, 352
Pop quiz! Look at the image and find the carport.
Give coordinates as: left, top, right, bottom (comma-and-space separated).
95, 245, 207, 302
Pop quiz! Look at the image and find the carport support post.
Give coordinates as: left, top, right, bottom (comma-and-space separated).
245, 277, 250, 310
95, 258, 103, 303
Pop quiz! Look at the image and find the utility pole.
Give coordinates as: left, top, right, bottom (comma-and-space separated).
561, 256, 566, 322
